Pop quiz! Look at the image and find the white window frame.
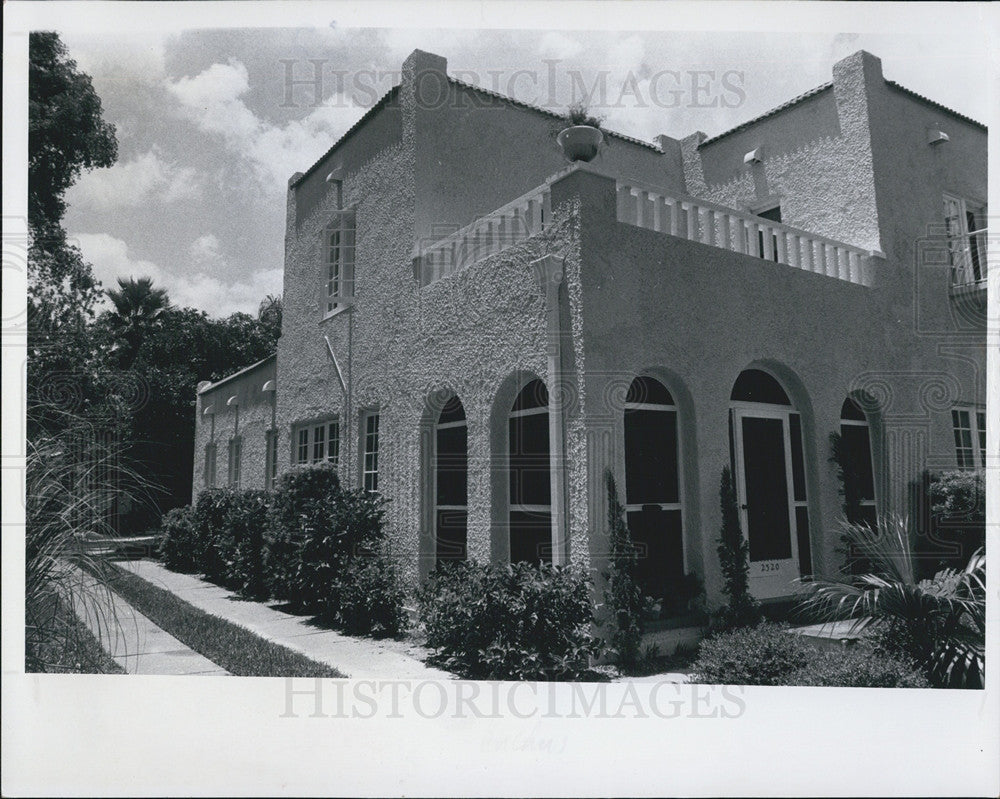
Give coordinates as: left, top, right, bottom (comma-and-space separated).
951, 406, 986, 470
322, 209, 356, 319
292, 418, 340, 467
362, 411, 379, 493
943, 193, 987, 286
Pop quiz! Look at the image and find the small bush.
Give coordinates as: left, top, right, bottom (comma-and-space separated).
418, 561, 603, 680
334, 548, 408, 637
787, 644, 929, 688
157, 506, 200, 572
690, 622, 811, 686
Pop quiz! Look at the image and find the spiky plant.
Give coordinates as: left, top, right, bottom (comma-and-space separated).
25, 412, 150, 672
796, 516, 985, 688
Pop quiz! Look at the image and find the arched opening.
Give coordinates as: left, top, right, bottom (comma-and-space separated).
623, 376, 684, 609
729, 368, 811, 597
508, 378, 551, 563
435, 395, 468, 563
839, 396, 878, 530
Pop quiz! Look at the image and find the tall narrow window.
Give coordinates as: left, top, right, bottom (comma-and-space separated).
435, 397, 468, 563
322, 209, 356, 316
623, 376, 684, 608
227, 437, 242, 488
944, 194, 987, 285
951, 407, 985, 470
363, 412, 380, 493
508, 379, 551, 564
204, 442, 217, 488
840, 398, 877, 529
265, 430, 279, 490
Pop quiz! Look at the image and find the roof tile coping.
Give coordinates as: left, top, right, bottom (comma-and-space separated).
198, 354, 277, 395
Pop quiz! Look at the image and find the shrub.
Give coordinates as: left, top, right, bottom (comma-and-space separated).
333, 548, 408, 637
265, 465, 348, 604
603, 471, 643, 669
418, 561, 603, 680
787, 644, 929, 688
193, 489, 239, 582
157, 506, 200, 572
690, 622, 811, 686
925, 470, 985, 572
713, 466, 761, 631
216, 489, 270, 599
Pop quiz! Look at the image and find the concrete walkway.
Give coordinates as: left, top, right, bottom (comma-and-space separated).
118, 559, 453, 680
70, 570, 229, 676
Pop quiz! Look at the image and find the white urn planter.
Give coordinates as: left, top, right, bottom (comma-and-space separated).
557, 125, 604, 162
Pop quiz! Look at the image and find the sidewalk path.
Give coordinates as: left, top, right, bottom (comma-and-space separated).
118, 559, 453, 680
70, 570, 229, 676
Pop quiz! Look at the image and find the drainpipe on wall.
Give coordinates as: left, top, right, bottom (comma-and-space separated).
532, 254, 570, 566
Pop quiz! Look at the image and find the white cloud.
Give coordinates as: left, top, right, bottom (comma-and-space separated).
189, 233, 225, 269
75, 232, 281, 317
165, 60, 368, 188
65, 149, 199, 210
61, 31, 169, 86
538, 32, 584, 61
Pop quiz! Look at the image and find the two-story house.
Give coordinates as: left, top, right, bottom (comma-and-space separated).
193, 48, 987, 628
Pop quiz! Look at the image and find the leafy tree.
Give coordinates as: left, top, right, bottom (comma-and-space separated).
27, 32, 118, 438
29, 31, 117, 236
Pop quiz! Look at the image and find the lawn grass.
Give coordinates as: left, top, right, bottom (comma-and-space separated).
104, 564, 345, 678
27, 593, 126, 675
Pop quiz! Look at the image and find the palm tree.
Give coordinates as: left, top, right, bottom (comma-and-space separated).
796, 516, 985, 688
105, 276, 171, 367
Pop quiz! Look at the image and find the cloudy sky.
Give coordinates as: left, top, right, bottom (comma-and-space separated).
56, 18, 990, 318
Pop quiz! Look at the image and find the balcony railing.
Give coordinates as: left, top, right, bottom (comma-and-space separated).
415, 183, 552, 286
615, 178, 871, 285
414, 166, 876, 288
950, 228, 988, 288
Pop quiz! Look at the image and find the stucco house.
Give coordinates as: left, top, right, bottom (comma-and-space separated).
193, 48, 987, 633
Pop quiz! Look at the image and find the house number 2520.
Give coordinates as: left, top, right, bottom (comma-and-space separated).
760, 562, 781, 573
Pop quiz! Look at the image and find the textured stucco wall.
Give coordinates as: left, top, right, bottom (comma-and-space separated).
571, 169, 983, 604
683, 52, 885, 253
193, 357, 277, 494
193, 47, 986, 610
412, 53, 683, 241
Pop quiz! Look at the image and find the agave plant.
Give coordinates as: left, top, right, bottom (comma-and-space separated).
795, 516, 985, 688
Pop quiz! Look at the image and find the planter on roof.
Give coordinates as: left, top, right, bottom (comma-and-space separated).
557, 125, 604, 163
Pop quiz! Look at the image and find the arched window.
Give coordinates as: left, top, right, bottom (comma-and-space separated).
729, 369, 811, 597
508, 379, 551, 563
839, 397, 877, 529
623, 376, 684, 608
435, 396, 468, 563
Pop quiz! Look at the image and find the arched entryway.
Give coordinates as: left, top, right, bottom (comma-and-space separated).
729, 368, 811, 597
